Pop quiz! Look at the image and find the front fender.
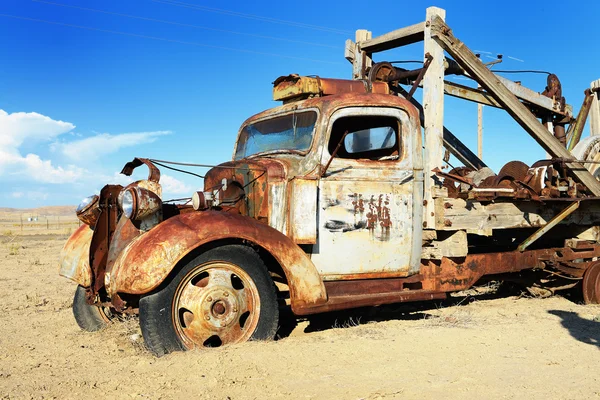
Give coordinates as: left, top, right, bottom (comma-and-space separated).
108, 211, 327, 312
59, 224, 93, 287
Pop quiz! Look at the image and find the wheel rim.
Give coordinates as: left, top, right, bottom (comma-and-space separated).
582, 262, 600, 304
173, 261, 260, 349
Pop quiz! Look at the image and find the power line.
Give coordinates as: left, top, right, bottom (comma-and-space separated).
152, 0, 352, 35
0, 13, 343, 65
32, 0, 338, 49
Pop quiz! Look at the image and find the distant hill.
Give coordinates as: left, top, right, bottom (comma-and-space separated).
0, 205, 76, 217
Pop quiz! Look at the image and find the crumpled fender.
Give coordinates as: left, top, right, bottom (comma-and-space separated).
108, 211, 327, 313
59, 224, 93, 287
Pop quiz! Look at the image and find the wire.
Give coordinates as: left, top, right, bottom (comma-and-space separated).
492, 69, 551, 75
0, 13, 343, 65
151, 0, 352, 35
151, 160, 205, 179
31, 0, 338, 49
163, 197, 192, 203
149, 158, 266, 172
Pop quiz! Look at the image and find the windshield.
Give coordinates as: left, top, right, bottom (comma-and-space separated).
234, 111, 317, 160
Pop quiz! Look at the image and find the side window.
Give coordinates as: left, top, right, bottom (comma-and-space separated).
328, 116, 401, 160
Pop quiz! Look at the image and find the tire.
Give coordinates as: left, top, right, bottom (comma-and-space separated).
72, 285, 111, 332
139, 245, 279, 357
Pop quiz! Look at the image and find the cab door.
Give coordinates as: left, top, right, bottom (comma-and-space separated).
310, 107, 422, 280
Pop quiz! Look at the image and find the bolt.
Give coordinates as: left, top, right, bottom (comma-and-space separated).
224, 292, 229, 297
233, 307, 238, 312
205, 315, 210, 320
207, 296, 212, 302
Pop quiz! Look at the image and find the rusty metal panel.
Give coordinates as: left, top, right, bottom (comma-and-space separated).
108, 211, 327, 313
268, 181, 287, 234
311, 106, 420, 279
288, 178, 317, 244
58, 224, 93, 287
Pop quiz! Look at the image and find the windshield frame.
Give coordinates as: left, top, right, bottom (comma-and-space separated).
232, 107, 320, 161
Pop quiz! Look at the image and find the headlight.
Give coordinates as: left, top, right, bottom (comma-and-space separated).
76, 195, 98, 213
120, 189, 136, 219
76, 195, 100, 226
118, 186, 162, 221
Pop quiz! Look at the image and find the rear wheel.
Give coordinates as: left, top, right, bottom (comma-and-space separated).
72, 285, 112, 332
139, 245, 279, 357
582, 262, 600, 304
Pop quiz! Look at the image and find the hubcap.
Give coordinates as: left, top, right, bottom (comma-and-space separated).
173, 262, 260, 349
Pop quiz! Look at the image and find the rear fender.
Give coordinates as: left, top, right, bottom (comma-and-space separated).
108, 211, 327, 313
59, 224, 93, 287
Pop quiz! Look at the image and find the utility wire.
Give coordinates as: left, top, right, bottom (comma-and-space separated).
151, 0, 352, 35
0, 13, 343, 65
32, 0, 338, 49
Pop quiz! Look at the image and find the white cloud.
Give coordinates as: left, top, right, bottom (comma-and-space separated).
0, 109, 85, 183
11, 192, 24, 198
0, 109, 75, 149
161, 174, 193, 196
58, 131, 171, 162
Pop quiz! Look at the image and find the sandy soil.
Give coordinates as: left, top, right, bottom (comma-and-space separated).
2, 229, 600, 399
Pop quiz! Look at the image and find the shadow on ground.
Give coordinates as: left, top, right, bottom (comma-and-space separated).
275, 281, 525, 339
548, 309, 600, 349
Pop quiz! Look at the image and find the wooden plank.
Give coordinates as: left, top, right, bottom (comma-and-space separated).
442, 80, 501, 108
423, 7, 447, 229
430, 16, 600, 196
422, 230, 467, 259
436, 198, 600, 231
360, 22, 425, 53
517, 201, 580, 251
591, 80, 600, 135
495, 75, 562, 115
352, 30, 372, 80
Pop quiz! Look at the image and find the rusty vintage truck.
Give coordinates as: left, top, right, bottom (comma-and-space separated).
60, 8, 600, 356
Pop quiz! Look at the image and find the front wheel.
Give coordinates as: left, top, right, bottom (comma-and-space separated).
72, 285, 112, 332
139, 245, 279, 357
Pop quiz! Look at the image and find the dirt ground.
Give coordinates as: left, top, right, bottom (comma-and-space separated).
2, 224, 600, 399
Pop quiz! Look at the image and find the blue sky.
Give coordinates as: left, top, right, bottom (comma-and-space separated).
1, 0, 599, 207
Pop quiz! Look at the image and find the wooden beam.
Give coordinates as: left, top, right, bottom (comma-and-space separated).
423, 7, 446, 228
517, 201, 580, 252
352, 30, 372, 80
430, 16, 600, 196
360, 22, 426, 53
442, 80, 501, 108
397, 86, 486, 170
591, 80, 600, 136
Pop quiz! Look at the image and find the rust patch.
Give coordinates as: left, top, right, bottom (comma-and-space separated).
59, 224, 93, 287
109, 211, 327, 314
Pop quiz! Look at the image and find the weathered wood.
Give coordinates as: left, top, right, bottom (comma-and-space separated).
430, 16, 600, 196
591, 80, 600, 136
517, 201, 580, 251
360, 22, 426, 53
422, 230, 467, 259
435, 198, 600, 232
344, 39, 355, 63
352, 30, 372, 80
423, 7, 446, 229
442, 80, 501, 108
397, 86, 487, 170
